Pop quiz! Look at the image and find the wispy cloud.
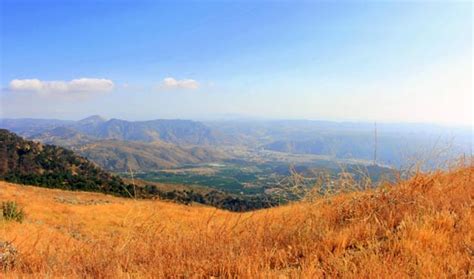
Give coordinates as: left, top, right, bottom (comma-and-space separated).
160, 77, 199, 90
8, 78, 114, 95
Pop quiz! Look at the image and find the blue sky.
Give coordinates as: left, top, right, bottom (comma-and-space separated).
0, 1, 472, 125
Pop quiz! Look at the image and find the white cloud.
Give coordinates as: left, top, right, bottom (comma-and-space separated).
8, 78, 114, 94
161, 77, 199, 90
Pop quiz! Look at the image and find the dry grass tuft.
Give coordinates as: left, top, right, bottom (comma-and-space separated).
0, 163, 472, 278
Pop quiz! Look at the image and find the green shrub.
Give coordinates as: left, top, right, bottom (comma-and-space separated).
1, 201, 25, 223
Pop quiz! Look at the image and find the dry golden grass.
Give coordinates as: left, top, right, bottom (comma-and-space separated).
0, 164, 473, 278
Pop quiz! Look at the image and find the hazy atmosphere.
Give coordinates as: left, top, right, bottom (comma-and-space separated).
1, 1, 472, 125
1, 1, 473, 278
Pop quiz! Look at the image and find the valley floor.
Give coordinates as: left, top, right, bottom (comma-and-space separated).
0, 165, 473, 278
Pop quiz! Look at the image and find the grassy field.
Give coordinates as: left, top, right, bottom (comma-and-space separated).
0, 163, 472, 278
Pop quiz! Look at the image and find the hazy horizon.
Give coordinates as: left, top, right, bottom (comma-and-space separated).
1, 1, 472, 126
2, 114, 473, 131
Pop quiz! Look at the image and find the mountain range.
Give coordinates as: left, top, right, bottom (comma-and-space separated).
1, 116, 228, 171
1, 115, 222, 145
1, 116, 471, 170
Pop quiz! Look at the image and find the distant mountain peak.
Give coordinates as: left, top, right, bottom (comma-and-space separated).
78, 115, 107, 124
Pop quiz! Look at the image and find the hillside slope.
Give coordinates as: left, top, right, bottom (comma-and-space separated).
29, 123, 227, 171
0, 164, 472, 277
0, 130, 276, 211
32, 126, 227, 171
0, 129, 127, 194
69, 140, 225, 172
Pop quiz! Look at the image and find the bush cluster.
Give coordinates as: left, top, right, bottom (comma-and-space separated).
1, 201, 25, 223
